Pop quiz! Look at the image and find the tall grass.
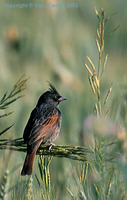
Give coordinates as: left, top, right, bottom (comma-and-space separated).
0, 76, 28, 200
75, 7, 126, 200
0, 7, 126, 200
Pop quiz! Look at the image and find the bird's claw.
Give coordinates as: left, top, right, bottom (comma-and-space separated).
49, 143, 55, 151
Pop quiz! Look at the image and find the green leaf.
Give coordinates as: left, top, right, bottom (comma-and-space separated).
0, 92, 7, 105
0, 124, 14, 136
0, 112, 13, 118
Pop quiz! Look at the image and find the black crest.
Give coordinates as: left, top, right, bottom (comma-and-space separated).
48, 82, 60, 96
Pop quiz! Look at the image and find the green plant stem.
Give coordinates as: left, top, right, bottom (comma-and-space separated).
38, 156, 51, 200
98, 51, 102, 81
0, 138, 94, 162
97, 87, 101, 116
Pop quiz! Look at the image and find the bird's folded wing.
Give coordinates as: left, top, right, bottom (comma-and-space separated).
28, 112, 59, 145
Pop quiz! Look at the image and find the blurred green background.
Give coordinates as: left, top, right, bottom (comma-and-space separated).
0, 0, 127, 199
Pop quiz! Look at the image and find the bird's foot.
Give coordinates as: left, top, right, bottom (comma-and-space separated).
49, 143, 55, 151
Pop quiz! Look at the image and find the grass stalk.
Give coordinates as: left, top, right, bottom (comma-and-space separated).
84, 8, 113, 116
0, 170, 9, 200
37, 156, 52, 200
0, 138, 93, 162
25, 177, 33, 200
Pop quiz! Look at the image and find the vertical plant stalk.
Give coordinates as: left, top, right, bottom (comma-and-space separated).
81, 162, 88, 185
38, 155, 52, 200
84, 8, 113, 116
26, 176, 33, 200
0, 170, 9, 200
97, 9, 104, 116
0, 150, 12, 200
83, 7, 119, 200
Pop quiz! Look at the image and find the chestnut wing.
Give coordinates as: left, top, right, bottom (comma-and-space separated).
28, 112, 60, 145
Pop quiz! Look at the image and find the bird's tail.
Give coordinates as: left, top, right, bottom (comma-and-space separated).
21, 150, 36, 176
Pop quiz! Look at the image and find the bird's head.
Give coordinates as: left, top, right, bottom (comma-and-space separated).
37, 82, 67, 106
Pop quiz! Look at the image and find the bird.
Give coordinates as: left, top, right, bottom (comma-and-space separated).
21, 83, 66, 176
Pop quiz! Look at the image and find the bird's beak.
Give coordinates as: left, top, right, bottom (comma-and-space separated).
58, 96, 67, 102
